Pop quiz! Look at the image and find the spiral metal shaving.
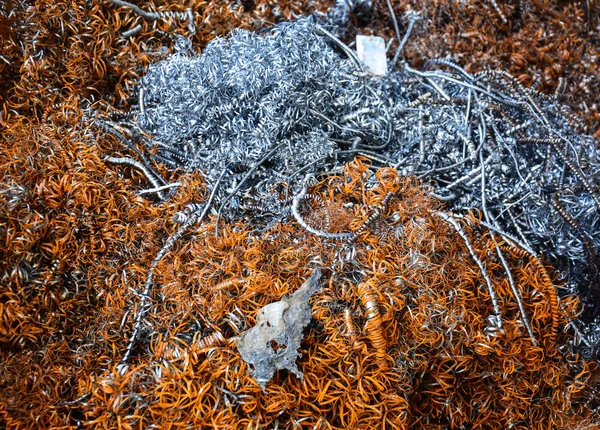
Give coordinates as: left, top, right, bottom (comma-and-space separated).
110, 17, 600, 343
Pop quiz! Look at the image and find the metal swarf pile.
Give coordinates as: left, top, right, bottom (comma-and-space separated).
3, 1, 600, 428
124, 18, 600, 332
74, 160, 600, 428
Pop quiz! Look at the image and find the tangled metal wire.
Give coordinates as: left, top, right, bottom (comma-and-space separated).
4, 0, 600, 427
82, 160, 600, 428
102, 16, 600, 338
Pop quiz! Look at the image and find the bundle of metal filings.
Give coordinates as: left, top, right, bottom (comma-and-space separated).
98, 16, 600, 354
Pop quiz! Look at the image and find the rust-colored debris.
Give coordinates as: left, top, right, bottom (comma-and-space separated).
1, 0, 599, 428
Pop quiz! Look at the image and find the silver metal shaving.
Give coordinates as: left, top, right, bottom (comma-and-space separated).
104, 17, 600, 345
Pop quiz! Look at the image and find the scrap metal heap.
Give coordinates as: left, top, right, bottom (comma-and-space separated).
84, 160, 598, 428
2, 1, 600, 428
93, 15, 600, 428
127, 18, 600, 324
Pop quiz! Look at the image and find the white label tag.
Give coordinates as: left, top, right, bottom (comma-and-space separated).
356, 35, 387, 76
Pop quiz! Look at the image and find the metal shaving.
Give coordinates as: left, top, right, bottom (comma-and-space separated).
106, 17, 600, 343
